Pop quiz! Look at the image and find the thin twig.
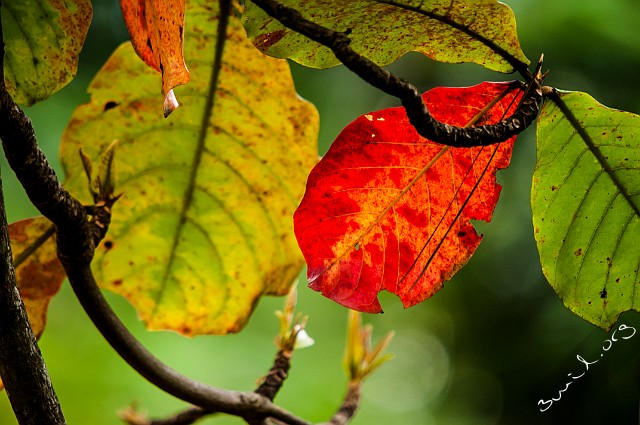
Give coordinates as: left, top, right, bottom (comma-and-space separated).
148, 408, 211, 425
121, 405, 213, 425
250, 0, 542, 147
255, 349, 293, 401
322, 382, 361, 425
61, 224, 312, 425
125, 333, 297, 425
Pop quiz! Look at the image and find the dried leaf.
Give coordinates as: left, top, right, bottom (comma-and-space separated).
120, 0, 190, 116
9, 217, 63, 339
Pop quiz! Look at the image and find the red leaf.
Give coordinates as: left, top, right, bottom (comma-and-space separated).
294, 81, 523, 313
120, 0, 190, 116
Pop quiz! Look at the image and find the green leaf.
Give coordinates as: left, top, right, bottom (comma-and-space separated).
243, 0, 529, 72
2, 0, 92, 105
60, 3, 319, 335
532, 91, 640, 330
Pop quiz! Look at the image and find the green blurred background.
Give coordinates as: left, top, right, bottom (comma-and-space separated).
2, 1, 640, 424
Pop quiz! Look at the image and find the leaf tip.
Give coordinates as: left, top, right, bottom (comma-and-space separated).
163, 90, 179, 117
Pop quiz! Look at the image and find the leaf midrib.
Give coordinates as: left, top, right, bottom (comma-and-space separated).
158, 1, 233, 304
550, 92, 640, 219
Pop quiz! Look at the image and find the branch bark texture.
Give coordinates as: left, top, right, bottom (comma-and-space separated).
0, 170, 66, 425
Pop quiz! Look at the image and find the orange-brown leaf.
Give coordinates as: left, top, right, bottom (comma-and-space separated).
120, 0, 190, 116
294, 82, 522, 312
9, 217, 64, 338
1, 217, 65, 390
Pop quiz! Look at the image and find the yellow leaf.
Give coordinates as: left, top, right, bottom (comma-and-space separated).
60, 3, 318, 335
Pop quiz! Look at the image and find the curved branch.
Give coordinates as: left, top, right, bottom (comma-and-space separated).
255, 349, 292, 401
61, 254, 309, 425
250, 0, 542, 147
126, 334, 297, 425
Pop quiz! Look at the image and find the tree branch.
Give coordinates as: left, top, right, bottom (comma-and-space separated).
322, 382, 361, 425
122, 322, 297, 425
250, 0, 542, 147
120, 404, 214, 425
255, 349, 292, 401
0, 170, 66, 424
65, 260, 309, 424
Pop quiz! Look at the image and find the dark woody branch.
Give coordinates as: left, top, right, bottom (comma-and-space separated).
250, 0, 543, 147
121, 406, 212, 425
0, 173, 66, 425
255, 349, 293, 401
322, 382, 361, 425
126, 314, 301, 425
123, 349, 294, 425
67, 261, 307, 424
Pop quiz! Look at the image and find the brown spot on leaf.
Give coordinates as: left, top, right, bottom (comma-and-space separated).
103, 101, 119, 111
574, 248, 582, 256
600, 288, 608, 299
254, 29, 287, 49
